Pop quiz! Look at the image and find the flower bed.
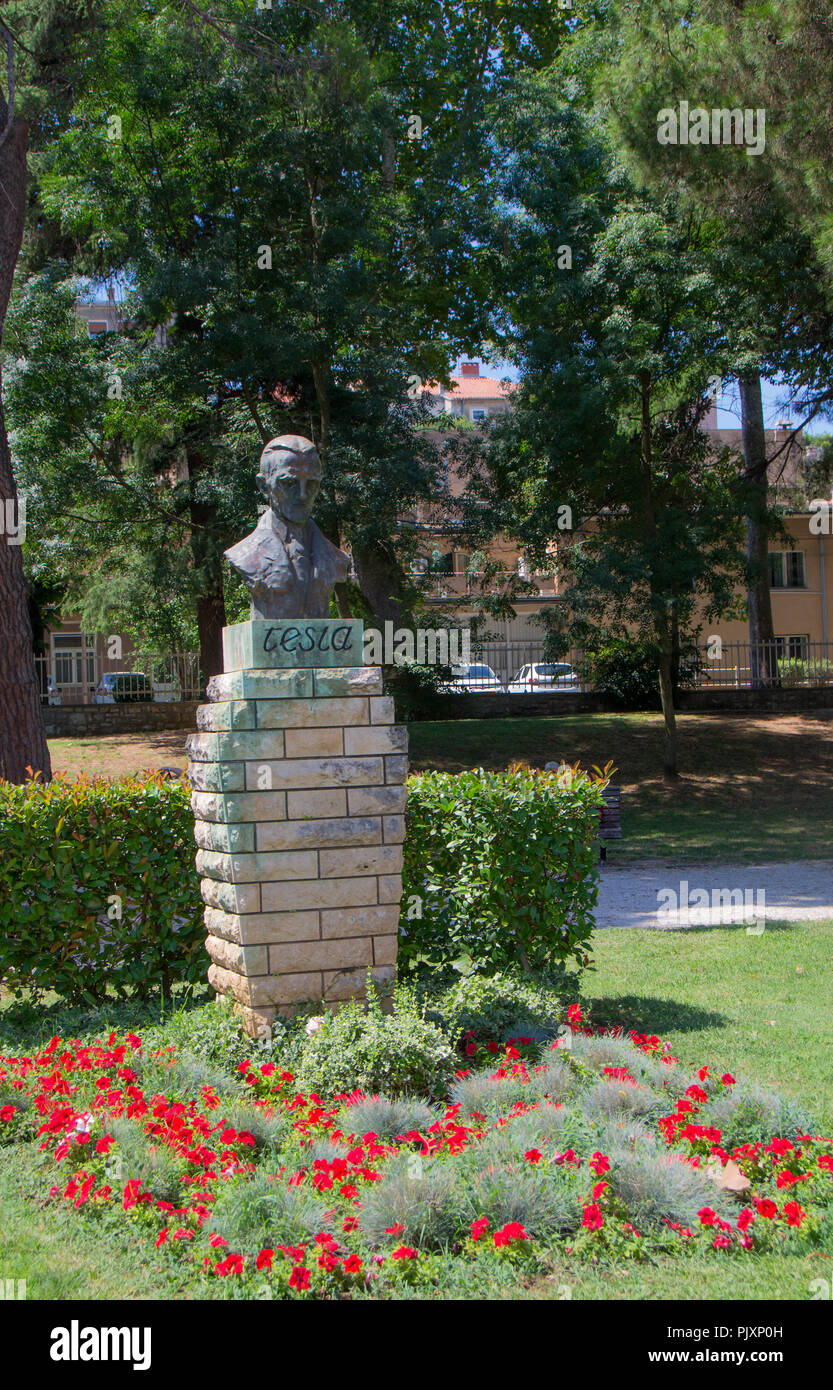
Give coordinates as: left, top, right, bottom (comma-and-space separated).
1, 1006, 831, 1298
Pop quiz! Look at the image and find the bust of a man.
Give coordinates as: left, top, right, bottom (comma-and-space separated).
224, 435, 350, 619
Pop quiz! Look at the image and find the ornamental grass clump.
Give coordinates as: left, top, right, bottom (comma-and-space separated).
524, 1058, 576, 1105
339, 1095, 440, 1141
207, 1170, 332, 1255
699, 1084, 812, 1150
608, 1151, 735, 1230
464, 1163, 583, 1238
358, 1156, 466, 1251
107, 1117, 188, 1204
579, 1077, 665, 1122
450, 1067, 536, 1120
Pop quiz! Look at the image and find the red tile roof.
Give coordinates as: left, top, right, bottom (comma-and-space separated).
424, 374, 514, 400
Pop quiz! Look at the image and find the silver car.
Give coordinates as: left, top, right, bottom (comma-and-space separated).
507, 662, 580, 693
443, 662, 504, 692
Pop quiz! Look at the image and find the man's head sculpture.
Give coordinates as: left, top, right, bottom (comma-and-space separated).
223, 433, 350, 620
257, 435, 323, 526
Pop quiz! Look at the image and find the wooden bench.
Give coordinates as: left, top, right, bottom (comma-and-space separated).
597, 785, 622, 864
544, 765, 622, 864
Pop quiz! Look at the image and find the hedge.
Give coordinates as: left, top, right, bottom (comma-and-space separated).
0, 762, 606, 1004
0, 774, 204, 1005
400, 762, 607, 977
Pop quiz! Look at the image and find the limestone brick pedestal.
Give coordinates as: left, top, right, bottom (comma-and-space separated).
186, 619, 408, 1037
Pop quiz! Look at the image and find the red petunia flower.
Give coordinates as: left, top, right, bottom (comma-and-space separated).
782, 1200, 806, 1228
343, 1254, 363, 1274
256, 1249, 274, 1270
288, 1265, 311, 1290
391, 1246, 418, 1260
493, 1221, 528, 1248
470, 1217, 489, 1242
582, 1204, 604, 1232
697, 1207, 718, 1226
754, 1198, 778, 1219
524, 1149, 542, 1164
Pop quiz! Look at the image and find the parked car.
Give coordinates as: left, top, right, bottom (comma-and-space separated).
94, 671, 154, 703
507, 662, 580, 693
442, 662, 505, 693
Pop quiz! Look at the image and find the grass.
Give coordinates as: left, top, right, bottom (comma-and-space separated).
49, 710, 833, 863
409, 712, 833, 865
587, 920, 833, 1133
0, 1146, 190, 1300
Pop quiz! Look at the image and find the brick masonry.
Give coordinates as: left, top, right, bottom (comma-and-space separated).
186, 625, 408, 1037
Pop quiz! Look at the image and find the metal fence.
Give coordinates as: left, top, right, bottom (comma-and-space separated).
465, 639, 833, 692
688, 639, 833, 689
30, 638, 833, 705
34, 651, 202, 706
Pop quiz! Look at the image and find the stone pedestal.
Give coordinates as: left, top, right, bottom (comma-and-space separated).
186, 619, 408, 1037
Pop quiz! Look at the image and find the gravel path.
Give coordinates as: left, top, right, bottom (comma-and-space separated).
595, 860, 833, 930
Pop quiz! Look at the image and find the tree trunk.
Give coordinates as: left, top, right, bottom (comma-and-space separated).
185, 442, 226, 688
0, 109, 52, 783
352, 538, 413, 626
739, 372, 777, 686
190, 509, 226, 689
657, 629, 679, 782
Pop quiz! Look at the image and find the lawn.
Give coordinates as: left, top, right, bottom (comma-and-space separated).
49, 710, 833, 864
2, 921, 832, 1302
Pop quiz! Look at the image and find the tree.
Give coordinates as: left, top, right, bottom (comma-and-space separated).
483, 77, 747, 776
0, 16, 50, 782
9, 0, 569, 677
595, 0, 833, 680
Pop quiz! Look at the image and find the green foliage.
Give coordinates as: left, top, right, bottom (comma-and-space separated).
580, 640, 663, 711
297, 984, 457, 1100
401, 764, 606, 976
777, 658, 833, 687
0, 774, 204, 1005
424, 968, 567, 1043
384, 661, 454, 723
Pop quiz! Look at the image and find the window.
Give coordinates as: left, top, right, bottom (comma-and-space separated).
87, 321, 109, 337
470, 408, 487, 421
768, 551, 806, 588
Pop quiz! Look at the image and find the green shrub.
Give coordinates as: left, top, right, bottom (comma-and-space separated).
424, 969, 567, 1044
777, 657, 833, 687
296, 983, 457, 1100
401, 764, 605, 976
0, 774, 204, 1005
580, 639, 700, 710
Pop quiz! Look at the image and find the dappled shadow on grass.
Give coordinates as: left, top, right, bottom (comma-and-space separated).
585, 993, 728, 1036
0, 984, 212, 1051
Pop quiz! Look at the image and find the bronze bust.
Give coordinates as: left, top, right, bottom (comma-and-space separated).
224, 435, 350, 619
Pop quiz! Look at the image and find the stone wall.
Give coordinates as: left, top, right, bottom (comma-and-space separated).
43, 702, 201, 736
